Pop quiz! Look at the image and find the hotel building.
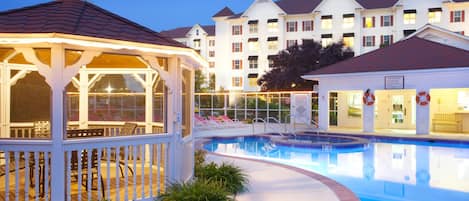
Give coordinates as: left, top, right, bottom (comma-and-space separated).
162, 0, 469, 91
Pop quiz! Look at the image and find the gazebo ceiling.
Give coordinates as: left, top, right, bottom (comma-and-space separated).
0, 0, 185, 48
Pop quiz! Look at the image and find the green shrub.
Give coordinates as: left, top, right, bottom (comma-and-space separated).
158, 179, 232, 201
194, 149, 207, 167
196, 162, 248, 195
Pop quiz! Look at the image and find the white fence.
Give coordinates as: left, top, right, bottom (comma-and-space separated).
0, 134, 172, 201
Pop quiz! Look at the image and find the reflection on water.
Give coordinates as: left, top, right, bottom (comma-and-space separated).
204, 137, 469, 201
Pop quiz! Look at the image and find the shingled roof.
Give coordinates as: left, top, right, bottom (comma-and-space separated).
305, 37, 469, 76
0, 0, 185, 48
354, 0, 399, 9
213, 7, 235, 18
160, 25, 215, 38
275, 0, 322, 14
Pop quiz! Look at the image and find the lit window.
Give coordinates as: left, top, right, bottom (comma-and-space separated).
286, 40, 298, 48
248, 74, 258, 87
209, 40, 215, 47
193, 39, 201, 49
248, 38, 259, 51
267, 19, 279, 32
232, 42, 242, 52
248, 56, 258, 69
209, 51, 215, 57
286, 21, 298, 32
381, 35, 393, 47
343, 14, 354, 29
249, 20, 259, 33
267, 37, 278, 50
364, 17, 375, 28
232, 77, 243, 87
403, 10, 417, 24
321, 16, 333, 30
232, 25, 242, 35
343, 33, 354, 48
321, 34, 333, 47
232, 60, 242, 70
428, 8, 442, 23
209, 62, 215, 68
458, 91, 469, 110
451, 10, 464, 23
363, 36, 375, 47
302, 20, 313, 31
382, 15, 393, 27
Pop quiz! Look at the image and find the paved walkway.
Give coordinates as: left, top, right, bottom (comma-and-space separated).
207, 154, 344, 201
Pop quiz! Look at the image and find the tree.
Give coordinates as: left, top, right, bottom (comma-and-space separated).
195, 70, 209, 92
258, 40, 354, 91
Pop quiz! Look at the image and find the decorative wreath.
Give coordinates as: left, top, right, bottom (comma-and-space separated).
362, 92, 376, 106
416, 91, 431, 106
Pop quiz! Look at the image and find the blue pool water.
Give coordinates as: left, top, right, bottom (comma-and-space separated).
203, 135, 469, 201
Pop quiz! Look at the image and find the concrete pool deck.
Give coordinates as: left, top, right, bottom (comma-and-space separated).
207, 153, 358, 201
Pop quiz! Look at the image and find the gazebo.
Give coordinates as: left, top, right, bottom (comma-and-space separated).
0, 1, 205, 200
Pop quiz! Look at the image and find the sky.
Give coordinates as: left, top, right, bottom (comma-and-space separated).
0, 0, 252, 31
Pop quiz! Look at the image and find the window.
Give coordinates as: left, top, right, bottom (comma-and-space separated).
321, 15, 333, 30
232, 77, 242, 87
403, 10, 417, 24
380, 35, 393, 47
458, 91, 469, 110
248, 74, 258, 87
268, 55, 276, 68
196, 29, 199, 36
286, 21, 298, 32
209, 51, 215, 57
451, 10, 465, 23
428, 8, 442, 23
321, 34, 333, 47
343, 14, 354, 29
193, 39, 201, 49
381, 15, 393, 27
363, 16, 375, 28
286, 40, 298, 48
248, 38, 259, 51
232, 25, 242, 35
209, 40, 215, 47
248, 20, 258, 33
363, 36, 375, 47
267, 19, 279, 32
232, 42, 242, 52
302, 20, 313, 31
248, 56, 258, 69
209, 62, 215, 68
403, 29, 416, 37
343, 33, 354, 48
267, 37, 278, 50
232, 60, 242, 70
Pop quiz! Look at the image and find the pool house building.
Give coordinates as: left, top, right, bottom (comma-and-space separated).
303, 24, 469, 135
0, 1, 204, 200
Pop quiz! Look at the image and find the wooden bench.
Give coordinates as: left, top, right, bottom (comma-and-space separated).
432, 113, 462, 133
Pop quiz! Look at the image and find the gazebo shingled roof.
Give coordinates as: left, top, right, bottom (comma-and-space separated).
0, 0, 185, 48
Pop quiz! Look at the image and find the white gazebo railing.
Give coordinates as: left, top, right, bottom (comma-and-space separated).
0, 134, 173, 201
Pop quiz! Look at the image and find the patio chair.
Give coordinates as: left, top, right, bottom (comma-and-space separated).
219, 115, 246, 127
33, 121, 50, 138
67, 128, 105, 198
194, 114, 219, 128
114, 122, 137, 177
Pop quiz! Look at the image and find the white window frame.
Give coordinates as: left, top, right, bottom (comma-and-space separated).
268, 41, 278, 51
249, 23, 258, 33
232, 77, 242, 87
209, 51, 215, 57
453, 10, 463, 22
209, 40, 215, 47
403, 13, 416, 24
248, 41, 259, 51
343, 17, 354, 29
382, 15, 392, 26
286, 21, 297, 32
249, 59, 258, 69
303, 20, 313, 31
321, 19, 332, 30
232, 25, 242, 35
428, 11, 441, 23
268, 22, 279, 32
232, 42, 242, 52
364, 36, 374, 47
232, 60, 242, 70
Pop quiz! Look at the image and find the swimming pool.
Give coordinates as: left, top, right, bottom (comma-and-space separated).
203, 134, 469, 201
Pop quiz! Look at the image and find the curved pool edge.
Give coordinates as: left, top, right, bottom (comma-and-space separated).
204, 150, 359, 201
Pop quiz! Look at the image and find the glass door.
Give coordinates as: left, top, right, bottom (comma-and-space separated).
391, 95, 406, 128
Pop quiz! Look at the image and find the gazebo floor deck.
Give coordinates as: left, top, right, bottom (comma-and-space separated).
0, 162, 166, 201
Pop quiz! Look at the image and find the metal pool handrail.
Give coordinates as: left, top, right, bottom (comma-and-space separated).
252, 118, 266, 134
